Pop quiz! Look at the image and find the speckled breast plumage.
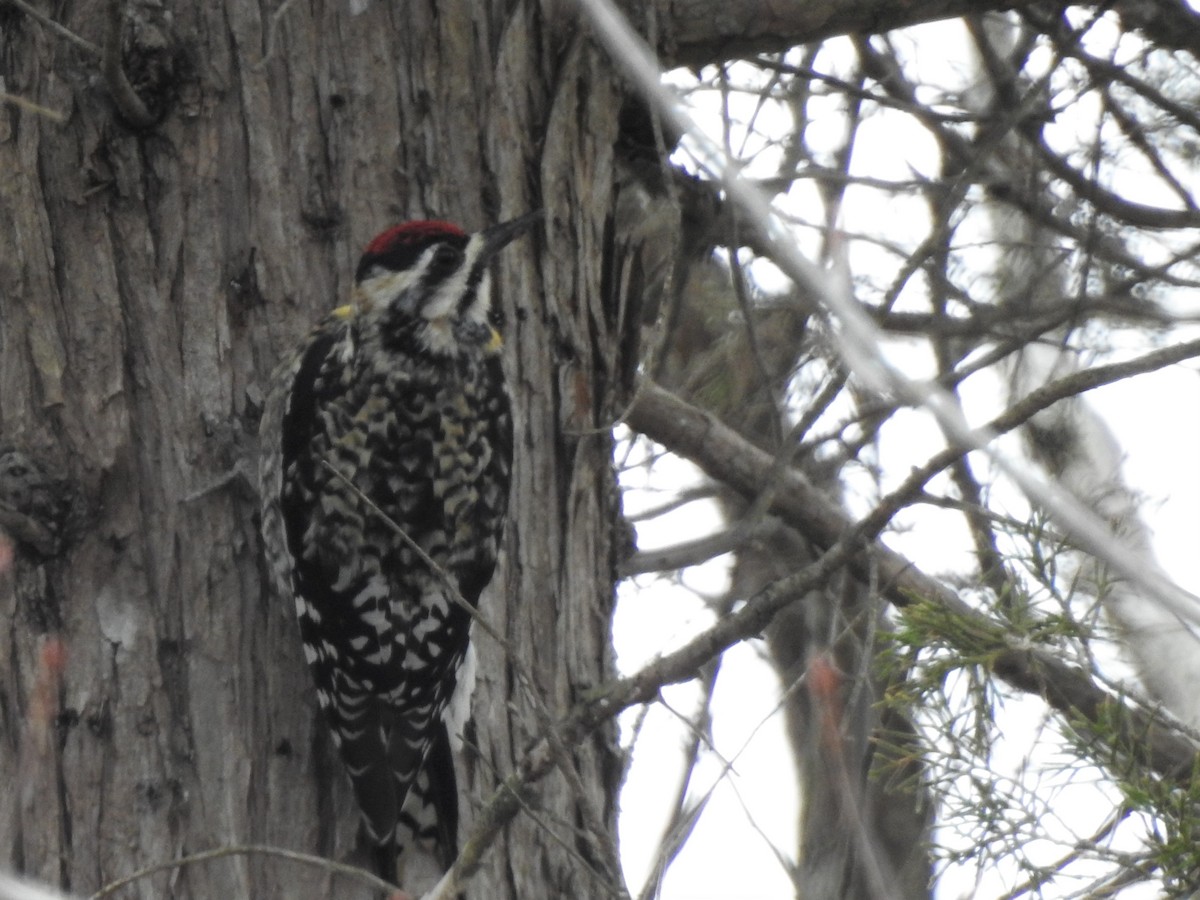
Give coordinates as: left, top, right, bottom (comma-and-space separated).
278, 315, 511, 719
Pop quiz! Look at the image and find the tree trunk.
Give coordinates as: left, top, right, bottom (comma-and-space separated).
1, 2, 625, 898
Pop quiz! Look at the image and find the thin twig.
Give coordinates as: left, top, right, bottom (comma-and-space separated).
622, 484, 717, 523
460, 735, 629, 898
89, 844, 393, 899
0, 91, 65, 122
635, 671, 720, 900
430, 504, 1200, 899
854, 336, 1200, 542
421, 540, 855, 900
5, 0, 100, 55
619, 516, 781, 576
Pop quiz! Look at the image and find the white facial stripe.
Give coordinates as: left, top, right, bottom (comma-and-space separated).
465, 270, 492, 325
354, 235, 493, 350
421, 232, 487, 321
354, 264, 426, 312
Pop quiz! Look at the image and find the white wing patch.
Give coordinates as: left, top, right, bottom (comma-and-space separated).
443, 637, 477, 753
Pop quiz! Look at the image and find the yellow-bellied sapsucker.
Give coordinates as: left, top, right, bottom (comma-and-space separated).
258, 214, 536, 886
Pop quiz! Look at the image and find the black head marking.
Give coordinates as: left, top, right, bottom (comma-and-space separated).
355, 220, 469, 283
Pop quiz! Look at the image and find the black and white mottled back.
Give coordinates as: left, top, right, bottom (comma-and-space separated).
259, 215, 534, 887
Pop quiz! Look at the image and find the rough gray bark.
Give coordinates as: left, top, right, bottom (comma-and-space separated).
1, 2, 626, 898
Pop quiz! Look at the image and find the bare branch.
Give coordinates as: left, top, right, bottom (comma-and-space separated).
422, 541, 856, 900
89, 845, 393, 899
425, 503, 1200, 897
5, 0, 100, 56
619, 516, 781, 576
626, 381, 956, 612
1019, 128, 1200, 230
624, 382, 1200, 762
662, 0, 1073, 67
856, 337, 1200, 541
0, 91, 65, 122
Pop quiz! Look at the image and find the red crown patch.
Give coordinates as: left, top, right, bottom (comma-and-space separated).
364, 220, 467, 256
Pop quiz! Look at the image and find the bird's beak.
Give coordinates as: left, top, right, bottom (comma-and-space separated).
480, 210, 542, 259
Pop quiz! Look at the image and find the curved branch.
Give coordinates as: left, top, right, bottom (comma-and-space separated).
103, 0, 156, 128
1021, 126, 1200, 229
89, 845, 392, 899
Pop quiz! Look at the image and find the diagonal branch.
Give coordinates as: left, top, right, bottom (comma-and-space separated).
855, 337, 1200, 540
622, 334, 1200, 624
5, 0, 100, 55
622, 380, 1200, 765
626, 381, 958, 613
423, 487, 1199, 897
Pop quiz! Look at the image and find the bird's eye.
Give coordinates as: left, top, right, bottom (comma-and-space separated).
429, 244, 463, 279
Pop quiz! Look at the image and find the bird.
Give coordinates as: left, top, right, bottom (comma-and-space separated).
258, 212, 537, 887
